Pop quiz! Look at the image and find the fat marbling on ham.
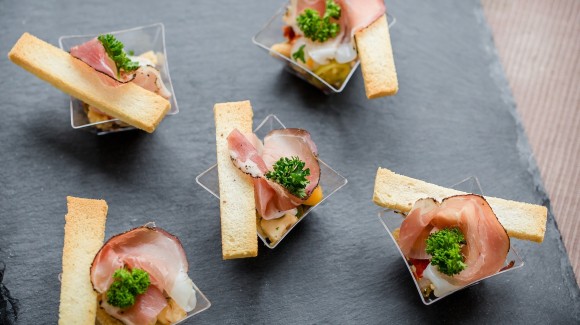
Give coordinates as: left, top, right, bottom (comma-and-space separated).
91, 225, 196, 325
398, 194, 510, 286
227, 128, 321, 220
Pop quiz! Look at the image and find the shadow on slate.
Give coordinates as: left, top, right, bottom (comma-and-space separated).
0, 262, 19, 325
0, 0, 578, 324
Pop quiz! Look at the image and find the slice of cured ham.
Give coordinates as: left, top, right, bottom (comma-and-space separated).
227, 129, 269, 178
254, 177, 302, 220
398, 195, 510, 285
100, 285, 167, 325
69, 38, 171, 98
132, 65, 172, 99
339, 0, 386, 37
227, 128, 321, 220
91, 225, 197, 324
262, 128, 320, 196
70, 38, 118, 80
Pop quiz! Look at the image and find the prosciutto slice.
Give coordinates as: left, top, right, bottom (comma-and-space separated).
339, 0, 386, 37
227, 128, 321, 220
100, 285, 167, 325
91, 225, 197, 324
398, 195, 510, 285
70, 38, 118, 80
227, 129, 269, 177
261, 128, 319, 196
69, 38, 171, 99
132, 65, 172, 99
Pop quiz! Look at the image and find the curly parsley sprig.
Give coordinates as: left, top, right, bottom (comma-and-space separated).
97, 34, 140, 75
265, 156, 311, 198
296, 0, 341, 43
425, 228, 467, 276
106, 268, 150, 308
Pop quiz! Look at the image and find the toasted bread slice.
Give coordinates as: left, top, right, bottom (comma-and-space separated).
355, 14, 398, 99
373, 168, 547, 242
214, 100, 258, 259
8, 33, 170, 133
59, 196, 108, 325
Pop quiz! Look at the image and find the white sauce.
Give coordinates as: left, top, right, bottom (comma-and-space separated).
129, 55, 154, 67
422, 263, 462, 297
169, 268, 197, 312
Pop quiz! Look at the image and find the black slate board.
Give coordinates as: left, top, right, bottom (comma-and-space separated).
0, 0, 578, 324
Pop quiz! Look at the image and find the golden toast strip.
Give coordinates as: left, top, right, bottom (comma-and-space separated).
59, 196, 108, 325
356, 14, 399, 98
373, 168, 547, 242
8, 33, 170, 133
214, 100, 258, 259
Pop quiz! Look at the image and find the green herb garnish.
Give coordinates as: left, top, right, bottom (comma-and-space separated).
425, 228, 467, 276
265, 156, 310, 198
106, 268, 150, 308
292, 45, 306, 63
97, 34, 139, 75
296, 0, 341, 42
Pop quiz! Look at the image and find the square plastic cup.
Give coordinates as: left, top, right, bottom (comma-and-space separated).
196, 114, 348, 249
377, 177, 524, 305
252, 4, 396, 94
58, 23, 178, 135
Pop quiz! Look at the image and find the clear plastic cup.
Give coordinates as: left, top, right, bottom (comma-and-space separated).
58, 23, 178, 135
252, 3, 396, 94
377, 176, 524, 305
196, 114, 348, 249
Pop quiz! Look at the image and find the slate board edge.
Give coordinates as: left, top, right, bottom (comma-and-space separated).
474, 1, 580, 304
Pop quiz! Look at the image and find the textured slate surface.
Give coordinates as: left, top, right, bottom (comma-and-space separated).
0, 0, 578, 324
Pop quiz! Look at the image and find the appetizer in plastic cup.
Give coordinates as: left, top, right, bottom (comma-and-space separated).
58, 23, 179, 135
197, 114, 347, 249
60, 196, 210, 324
377, 177, 524, 305
92, 222, 211, 324
252, 1, 396, 94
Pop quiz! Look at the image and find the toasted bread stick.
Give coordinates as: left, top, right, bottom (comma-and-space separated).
356, 14, 399, 99
373, 168, 547, 242
59, 196, 108, 325
8, 33, 170, 133
214, 101, 258, 259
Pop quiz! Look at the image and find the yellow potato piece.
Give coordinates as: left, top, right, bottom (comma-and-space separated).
270, 42, 292, 58
261, 213, 298, 244
303, 186, 323, 206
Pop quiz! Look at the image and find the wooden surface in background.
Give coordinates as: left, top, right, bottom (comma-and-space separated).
482, 0, 580, 284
